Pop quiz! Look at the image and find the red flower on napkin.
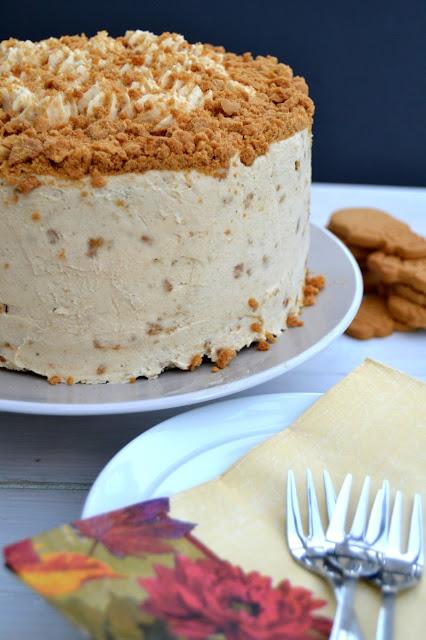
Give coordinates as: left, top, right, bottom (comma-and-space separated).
74, 498, 194, 558
139, 555, 331, 639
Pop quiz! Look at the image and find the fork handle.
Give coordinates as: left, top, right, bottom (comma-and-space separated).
330, 578, 360, 640
376, 592, 395, 640
335, 585, 365, 640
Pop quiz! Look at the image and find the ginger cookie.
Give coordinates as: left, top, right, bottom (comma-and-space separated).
367, 253, 426, 293
328, 208, 426, 259
362, 270, 381, 293
346, 243, 371, 265
393, 320, 417, 333
391, 283, 426, 307
387, 294, 426, 329
346, 295, 394, 340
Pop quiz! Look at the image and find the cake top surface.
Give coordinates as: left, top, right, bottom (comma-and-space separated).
0, 30, 313, 183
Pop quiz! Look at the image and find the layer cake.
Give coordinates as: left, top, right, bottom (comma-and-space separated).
0, 30, 314, 383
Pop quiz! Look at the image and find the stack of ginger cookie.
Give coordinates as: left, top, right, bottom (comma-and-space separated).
327, 208, 426, 339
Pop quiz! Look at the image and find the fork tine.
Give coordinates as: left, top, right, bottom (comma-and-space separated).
366, 480, 390, 547
350, 476, 371, 539
286, 470, 305, 549
323, 470, 337, 522
387, 490, 403, 552
407, 494, 424, 566
326, 473, 352, 542
306, 469, 324, 542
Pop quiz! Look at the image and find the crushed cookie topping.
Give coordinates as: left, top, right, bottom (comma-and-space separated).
303, 274, 325, 307
265, 331, 276, 343
214, 347, 236, 369
189, 353, 203, 371
87, 236, 104, 257
93, 338, 121, 350
163, 278, 173, 292
46, 228, 60, 243
256, 340, 270, 351
233, 263, 244, 278
287, 314, 304, 328
0, 30, 313, 180
14, 175, 41, 192
0, 31, 242, 128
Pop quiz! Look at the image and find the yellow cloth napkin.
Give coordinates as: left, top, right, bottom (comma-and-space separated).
171, 359, 426, 638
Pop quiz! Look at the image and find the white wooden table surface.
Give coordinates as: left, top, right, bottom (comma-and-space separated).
1, 183, 425, 639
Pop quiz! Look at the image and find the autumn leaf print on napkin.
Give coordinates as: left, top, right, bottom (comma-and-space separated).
73, 497, 194, 557
4, 539, 120, 597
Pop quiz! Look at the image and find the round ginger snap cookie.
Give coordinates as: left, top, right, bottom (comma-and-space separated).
346, 294, 394, 340
362, 269, 382, 293
387, 294, 426, 329
346, 243, 371, 264
367, 253, 426, 293
393, 320, 417, 333
327, 208, 426, 259
391, 283, 426, 307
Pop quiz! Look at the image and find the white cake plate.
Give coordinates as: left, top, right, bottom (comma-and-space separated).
0, 225, 362, 415
82, 392, 320, 517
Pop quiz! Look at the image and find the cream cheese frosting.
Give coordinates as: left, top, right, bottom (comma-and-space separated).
0, 129, 311, 383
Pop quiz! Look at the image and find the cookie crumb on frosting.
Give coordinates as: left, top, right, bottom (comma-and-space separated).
0, 30, 313, 181
214, 347, 237, 369
287, 315, 304, 328
189, 354, 203, 370
256, 340, 270, 351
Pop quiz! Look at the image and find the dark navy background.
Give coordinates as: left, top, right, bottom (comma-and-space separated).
2, 0, 425, 186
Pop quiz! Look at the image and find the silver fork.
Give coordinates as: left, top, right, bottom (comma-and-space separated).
324, 473, 387, 640
370, 485, 424, 640
286, 470, 365, 639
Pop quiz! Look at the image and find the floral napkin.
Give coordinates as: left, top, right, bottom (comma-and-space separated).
171, 359, 426, 639
4, 497, 331, 639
